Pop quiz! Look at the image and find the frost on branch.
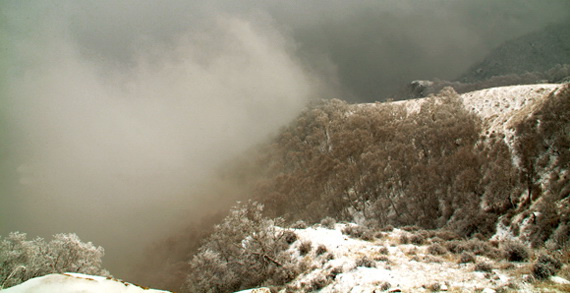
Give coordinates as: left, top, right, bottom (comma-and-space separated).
185, 201, 298, 293
0, 232, 109, 289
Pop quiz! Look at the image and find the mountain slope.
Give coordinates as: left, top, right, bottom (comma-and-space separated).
140, 82, 570, 292
459, 21, 570, 83
245, 82, 570, 245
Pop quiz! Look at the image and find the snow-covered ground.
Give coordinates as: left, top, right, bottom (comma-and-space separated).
279, 224, 537, 292
0, 273, 171, 293
459, 84, 561, 147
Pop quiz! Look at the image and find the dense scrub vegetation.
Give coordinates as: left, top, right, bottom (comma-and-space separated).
249, 88, 517, 237
512, 84, 570, 249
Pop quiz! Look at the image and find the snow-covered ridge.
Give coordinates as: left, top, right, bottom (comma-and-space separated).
360, 84, 563, 127
459, 83, 560, 133
0, 273, 172, 293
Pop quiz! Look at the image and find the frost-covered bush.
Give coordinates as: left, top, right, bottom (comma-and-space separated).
185, 201, 299, 293
0, 232, 109, 289
320, 217, 336, 229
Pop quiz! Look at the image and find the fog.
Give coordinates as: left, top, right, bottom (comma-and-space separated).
1, 0, 569, 278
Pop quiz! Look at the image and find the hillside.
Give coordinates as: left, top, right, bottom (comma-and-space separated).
396, 20, 570, 100
165, 82, 570, 292
3, 83, 568, 292
459, 21, 570, 83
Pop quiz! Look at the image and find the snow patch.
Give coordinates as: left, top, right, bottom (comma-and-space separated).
0, 273, 171, 293
280, 224, 522, 292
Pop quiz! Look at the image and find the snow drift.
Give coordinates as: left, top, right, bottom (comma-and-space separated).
0, 273, 171, 293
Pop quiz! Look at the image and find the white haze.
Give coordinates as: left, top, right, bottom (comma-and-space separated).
2, 2, 327, 275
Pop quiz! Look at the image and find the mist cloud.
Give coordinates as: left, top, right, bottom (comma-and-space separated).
2, 1, 325, 275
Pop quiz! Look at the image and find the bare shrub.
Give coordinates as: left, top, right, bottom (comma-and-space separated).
374, 232, 386, 239
299, 241, 312, 256
502, 242, 530, 262
474, 262, 493, 272
291, 220, 308, 229
459, 252, 476, 264
532, 262, 556, 280
374, 255, 390, 262
379, 282, 391, 291
341, 224, 367, 239
328, 266, 343, 279
283, 230, 298, 245
532, 253, 562, 279
355, 256, 376, 268
308, 275, 329, 291
444, 241, 467, 254
467, 240, 502, 259
402, 226, 422, 232
378, 246, 389, 255
316, 245, 328, 256
399, 234, 410, 245
537, 254, 562, 270
382, 225, 394, 232
410, 233, 426, 245
427, 244, 447, 256
360, 230, 375, 241
427, 282, 442, 291
320, 217, 336, 229
550, 224, 570, 249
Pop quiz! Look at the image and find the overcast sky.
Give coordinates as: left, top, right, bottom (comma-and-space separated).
1, 0, 569, 277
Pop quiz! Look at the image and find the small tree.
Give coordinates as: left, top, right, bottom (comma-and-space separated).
0, 232, 109, 289
185, 201, 297, 293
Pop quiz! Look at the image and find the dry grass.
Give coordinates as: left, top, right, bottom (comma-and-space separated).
532, 282, 570, 292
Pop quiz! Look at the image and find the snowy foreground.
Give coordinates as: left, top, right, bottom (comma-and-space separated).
0, 273, 171, 293
279, 225, 522, 292
2, 223, 569, 293
276, 223, 569, 292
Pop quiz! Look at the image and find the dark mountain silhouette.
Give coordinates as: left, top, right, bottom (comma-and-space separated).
459, 20, 570, 83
